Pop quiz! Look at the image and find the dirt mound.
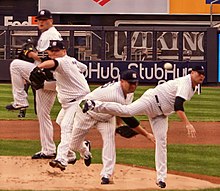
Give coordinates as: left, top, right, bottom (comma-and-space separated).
0, 156, 219, 191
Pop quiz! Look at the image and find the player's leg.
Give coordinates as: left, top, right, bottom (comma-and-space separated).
96, 117, 116, 184
69, 107, 95, 162
6, 59, 35, 109
93, 93, 158, 117
149, 115, 168, 188
55, 101, 79, 166
32, 88, 57, 159
18, 81, 31, 118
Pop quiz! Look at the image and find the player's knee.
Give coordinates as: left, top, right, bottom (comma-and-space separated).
69, 141, 80, 151
156, 136, 167, 145
60, 125, 72, 134
10, 59, 19, 70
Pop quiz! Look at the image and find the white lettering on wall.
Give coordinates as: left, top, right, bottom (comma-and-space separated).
85, 62, 190, 84
4, 16, 33, 26
84, 62, 120, 80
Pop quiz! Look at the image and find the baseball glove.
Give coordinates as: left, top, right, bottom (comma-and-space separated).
116, 125, 138, 138
18, 38, 37, 63
43, 68, 56, 81
29, 67, 47, 90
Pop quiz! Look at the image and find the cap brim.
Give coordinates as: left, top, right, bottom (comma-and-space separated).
47, 47, 65, 50
36, 16, 51, 20
197, 70, 205, 75
127, 80, 139, 83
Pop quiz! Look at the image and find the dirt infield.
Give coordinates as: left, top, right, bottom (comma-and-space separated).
0, 120, 220, 190
0, 156, 220, 191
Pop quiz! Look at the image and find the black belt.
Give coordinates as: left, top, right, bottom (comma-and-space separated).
69, 99, 76, 103
155, 95, 163, 113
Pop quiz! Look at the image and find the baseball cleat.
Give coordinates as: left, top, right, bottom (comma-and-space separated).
84, 140, 92, 166
84, 155, 91, 167
18, 109, 26, 118
6, 103, 28, 111
49, 160, 66, 171
156, 181, 166, 188
101, 177, 110, 184
31, 152, 56, 159
81, 99, 95, 113
68, 158, 77, 165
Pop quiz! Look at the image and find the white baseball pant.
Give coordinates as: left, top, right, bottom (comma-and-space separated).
70, 107, 116, 178
149, 115, 168, 183
10, 59, 57, 155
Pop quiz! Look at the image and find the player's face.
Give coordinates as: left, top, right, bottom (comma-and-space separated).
37, 19, 53, 32
191, 71, 205, 86
48, 49, 66, 59
46, 50, 55, 59
121, 80, 138, 94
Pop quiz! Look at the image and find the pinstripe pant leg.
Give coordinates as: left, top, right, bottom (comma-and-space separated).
149, 115, 168, 182
69, 109, 96, 156
36, 89, 57, 155
55, 101, 79, 166
96, 117, 116, 178
10, 59, 35, 106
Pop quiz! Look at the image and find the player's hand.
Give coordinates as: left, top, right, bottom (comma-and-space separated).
186, 124, 196, 138
147, 133, 155, 143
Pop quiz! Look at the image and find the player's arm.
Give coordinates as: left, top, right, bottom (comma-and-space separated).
73, 59, 87, 73
27, 51, 41, 62
37, 59, 58, 70
174, 96, 196, 138
120, 117, 155, 143
133, 125, 155, 143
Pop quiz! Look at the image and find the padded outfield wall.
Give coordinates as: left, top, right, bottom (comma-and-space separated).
0, 0, 219, 84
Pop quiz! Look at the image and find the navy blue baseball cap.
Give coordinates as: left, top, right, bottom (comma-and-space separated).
191, 65, 205, 75
121, 70, 138, 83
47, 40, 65, 50
36, 9, 53, 20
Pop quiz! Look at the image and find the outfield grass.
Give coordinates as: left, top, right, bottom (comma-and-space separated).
0, 84, 220, 121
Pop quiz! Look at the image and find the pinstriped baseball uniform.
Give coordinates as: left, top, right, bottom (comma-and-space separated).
92, 74, 197, 183
69, 81, 134, 178
37, 27, 62, 52
49, 54, 90, 166
9, 26, 62, 156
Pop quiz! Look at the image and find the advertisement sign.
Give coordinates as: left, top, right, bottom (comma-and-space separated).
206, 0, 220, 4
170, 0, 220, 14
39, 0, 168, 14
82, 61, 207, 84
0, 60, 208, 83
4, 16, 37, 26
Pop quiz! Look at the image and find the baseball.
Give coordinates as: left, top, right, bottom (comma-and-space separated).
163, 62, 173, 70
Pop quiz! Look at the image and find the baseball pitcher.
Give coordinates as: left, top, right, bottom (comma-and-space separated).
6, 9, 62, 159
30, 40, 91, 170
83, 65, 205, 188
69, 70, 154, 184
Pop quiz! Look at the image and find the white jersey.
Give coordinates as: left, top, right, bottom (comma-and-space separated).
54, 55, 90, 104
151, 74, 197, 115
85, 81, 134, 121
36, 26, 62, 52
93, 74, 197, 118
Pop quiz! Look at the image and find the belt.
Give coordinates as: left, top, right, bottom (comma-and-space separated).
155, 95, 163, 113
69, 99, 76, 103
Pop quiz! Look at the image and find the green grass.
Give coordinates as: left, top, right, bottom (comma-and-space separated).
0, 140, 220, 178
0, 84, 220, 121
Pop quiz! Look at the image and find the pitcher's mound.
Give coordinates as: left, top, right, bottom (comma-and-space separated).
0, 156, 219, 190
